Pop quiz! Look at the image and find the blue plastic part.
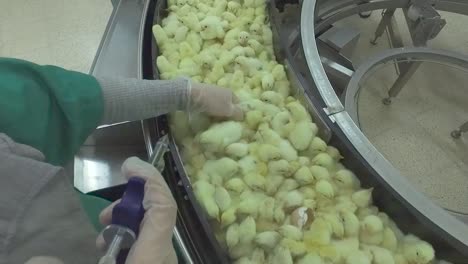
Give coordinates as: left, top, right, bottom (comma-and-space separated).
112, 176, 146, 264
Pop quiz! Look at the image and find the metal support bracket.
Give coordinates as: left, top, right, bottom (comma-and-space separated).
406, 0, 447, 46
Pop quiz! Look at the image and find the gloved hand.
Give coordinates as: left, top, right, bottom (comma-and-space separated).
189, 81, 244, 121
97, 157, 178, 264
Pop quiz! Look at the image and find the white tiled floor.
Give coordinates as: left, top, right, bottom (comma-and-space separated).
337, 11, 468, 213
0, 0, 112, 73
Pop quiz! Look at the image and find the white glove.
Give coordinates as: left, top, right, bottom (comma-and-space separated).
97, 157, 178, 264
189, 82, 244, 121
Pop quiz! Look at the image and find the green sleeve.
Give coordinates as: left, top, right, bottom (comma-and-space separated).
0, 58, 104, 166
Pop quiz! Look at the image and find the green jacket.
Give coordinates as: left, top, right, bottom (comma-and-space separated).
0, 58, 103, 166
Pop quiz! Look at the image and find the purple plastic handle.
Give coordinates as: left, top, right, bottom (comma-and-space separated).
113, 176, 146, 264
112, 176, 146, 234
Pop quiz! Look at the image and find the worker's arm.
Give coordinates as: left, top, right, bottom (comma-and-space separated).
0, 58, 103, 165
0, 58, 242, 166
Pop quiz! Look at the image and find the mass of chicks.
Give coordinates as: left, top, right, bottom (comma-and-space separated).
153, 0, 438, 263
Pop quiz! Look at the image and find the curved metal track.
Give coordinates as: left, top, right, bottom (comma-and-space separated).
301, 0, 468, 257
344, 47, 468, 124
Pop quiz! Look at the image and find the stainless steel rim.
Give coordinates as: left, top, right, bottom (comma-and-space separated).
301, 0, 468, 247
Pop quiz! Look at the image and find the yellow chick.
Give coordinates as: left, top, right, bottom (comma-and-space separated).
382, 227, 398, 252
255, 231, 281, 250
243, 173, 266, 191
258, 196, 275, 221
234, 56, 263, 76
332, 237, 360, 263
294, 166, 315, 185
277, 179, 300, 192
360, 215, 384, 245
280, 224, 303, 241
259, 73, 275, 90
298, 156, 311, 166
217, 73, 233, 87
321, 212, 345, 238
243, 46, 256, 58
214, 185, 232, 212
281, 238, 307, 257
200, 16, 226, 39
299, 186, 316, 199
199, 121, 243, 152
364, 245, 396, 264
327, 145, 344, 161
222, 11, 237, 23
286, 101, 311, 122
238, 216, 257, 244
227, 1, 241, 14
307, 136, 328, 156
250, 248, 265, 263
219, 49, 235, 67
230, 70, 245, 91
256, 143, 281, 162
312, 153, 335, 170
156, 55, 178, 75
193, 180, 219, 220
223, 28, 242, 48
246, 74, 262, 89
225, 177, 245, 194
238, 155, 260, 175
202, 157, 239, 180
288, 121, 316, 151
195, 50, 216, 70
272, 64, 287, 81
274, 79, 291, 98
205, 61, 225, 84
255, 123, 282, 144
274, 204, 286, 224
297, 253, 324, 264
357, 206, 379, 220
265, 174, 284, 195
179, 41, 196, 59
180, 12, 201, 32
244, 110, 263, 130
334, 169, 360, 191
351, 188, 374, 208
179, 58, 199, 76
401, 235, 435, 264
235, 198, 259, 220
261, 24, 273, 45
310, 165, 331, 180
304, 217, 332, 246
283, 190, 304, 211
221, 206, 237, 227
315, 179, 335, 199
190, 154, 206, 170
278, 139, 299, 161
152, 24, 170, 48
226, 142, 249, 158
174, 25, 189, 42
340, 211, 360, 237
212, 0, 228, 16
230, 242, 255, 260
346, 250, 372, 264
267, 159, 290, 176
238, 31, 250, 46
269, 246, 293, 264
247, 39, 263, 55
226, 223, 240, 249
260, 90, 283, 106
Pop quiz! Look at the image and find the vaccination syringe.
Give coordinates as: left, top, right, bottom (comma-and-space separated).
98, 135, 169, 264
